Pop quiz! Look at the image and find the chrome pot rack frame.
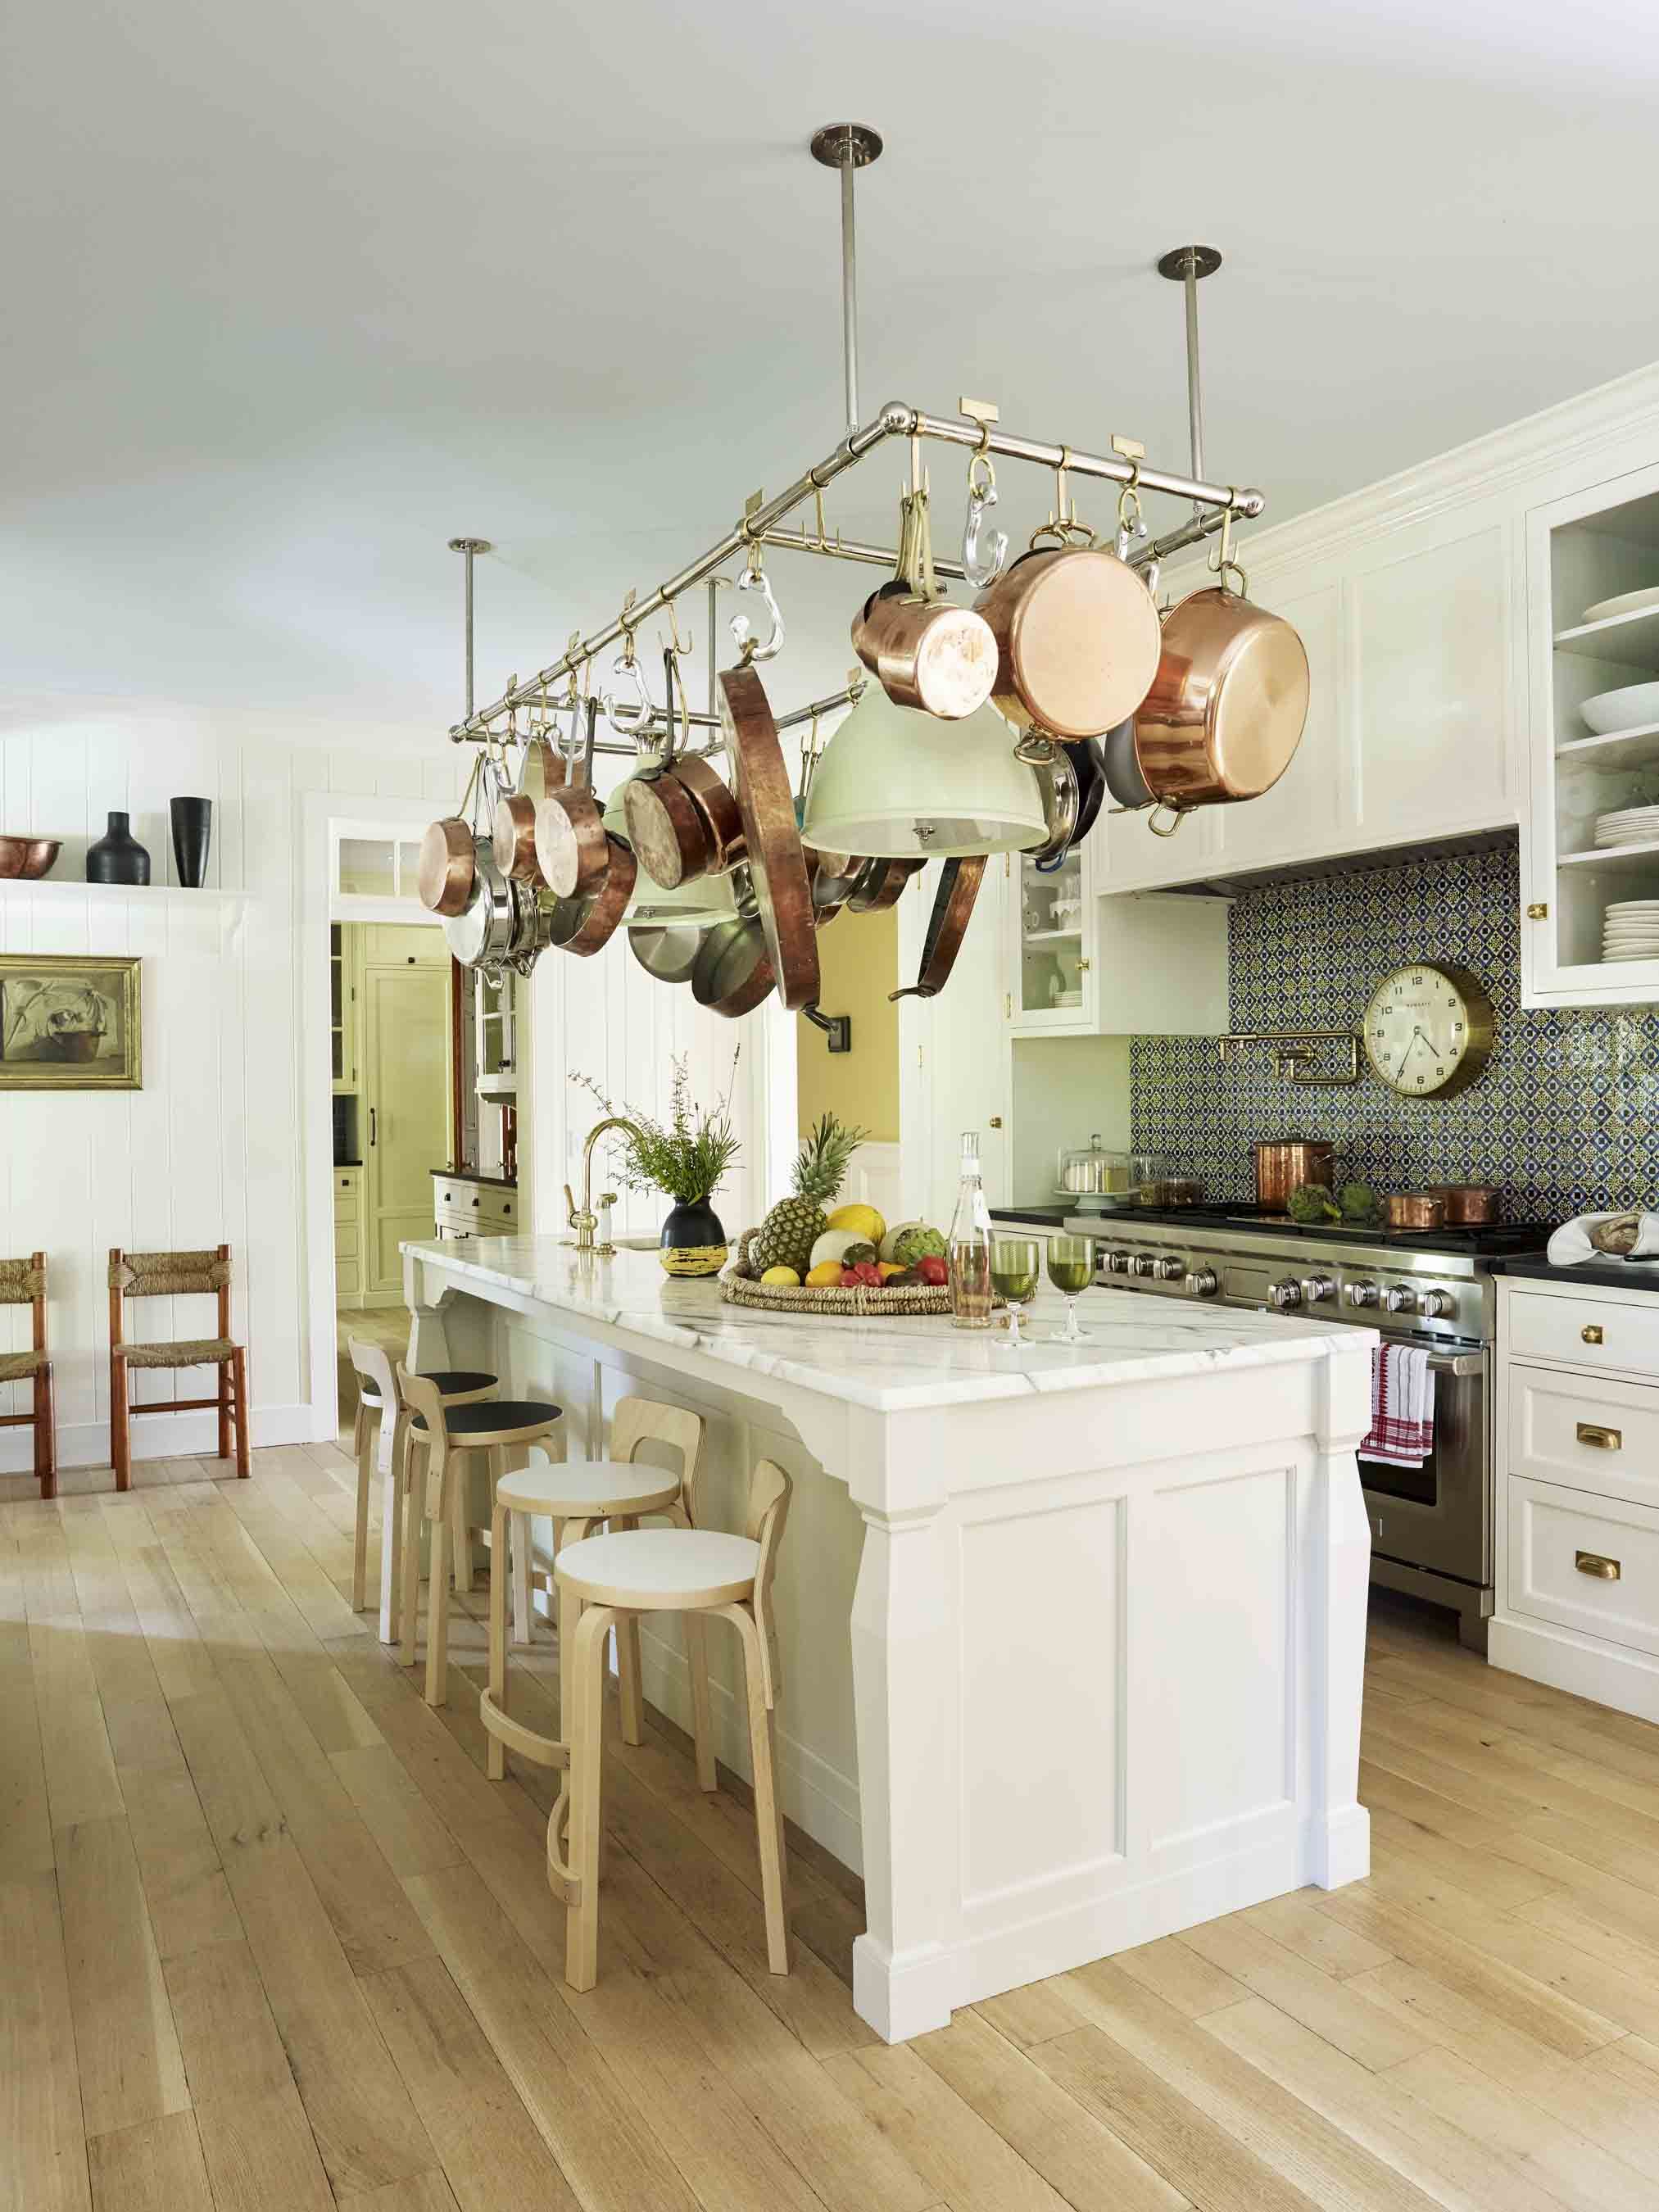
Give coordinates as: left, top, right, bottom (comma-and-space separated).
450, 403, 1262, 747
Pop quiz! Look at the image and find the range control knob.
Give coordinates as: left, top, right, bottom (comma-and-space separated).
1345, 1281, 1380, 1309
1130, 1253, 1158, 1279
1268, 1277, 1303, 1312
1302, 1275, 1338, 1304
1187, 1266, 1219, 1299
1104, 1249, 1134, 1275
1384, 1285, 1418, 1315
1152, 1256, 1186, 1282
1417, 1288, 1454, 1320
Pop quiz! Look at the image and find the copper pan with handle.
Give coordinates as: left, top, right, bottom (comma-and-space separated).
718, 664, 819, 1013
534, 700, 611, 898
419, 750, 488, 917
973, 502, 1162, 741
853, 483, 998, 720
890, 856, 987, 1002
492, 730, 563, 887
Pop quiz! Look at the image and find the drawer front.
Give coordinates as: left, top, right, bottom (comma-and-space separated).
1509, 1363, 1659, 1512
475, 1191, 517, 1232
1506, 1289, 1659, 1379
334, 1218, 359, 1260
1509, 1476, 1659, 1657
335, 1170, 360, 1217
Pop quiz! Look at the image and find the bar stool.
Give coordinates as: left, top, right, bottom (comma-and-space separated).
551, 1457, 793, 1992
398, 1368, 562, 1707
0, 1253, 54, 1498
479, 1397, 707, 1784
344, 1339, 496, 1643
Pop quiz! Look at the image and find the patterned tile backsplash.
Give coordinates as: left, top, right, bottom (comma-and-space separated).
1129, 841, 1659, 1226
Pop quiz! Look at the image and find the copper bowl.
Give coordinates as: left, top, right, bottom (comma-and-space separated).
0, 836, 61, 880
1385, 1192, 1447, 1232
1429, 1183, 1500, 1225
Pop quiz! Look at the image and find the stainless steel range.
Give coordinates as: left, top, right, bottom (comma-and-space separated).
1072, 1205, 1551, 1651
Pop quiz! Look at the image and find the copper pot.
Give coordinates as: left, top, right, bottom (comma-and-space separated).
1429, 1183, 1500, 1225
1133, 582, 1310, 831
1385, 1192, 1447, 1232
974, 542, 1163, 740
1253, 1140, 1334, 1210
854, 486, 998, 721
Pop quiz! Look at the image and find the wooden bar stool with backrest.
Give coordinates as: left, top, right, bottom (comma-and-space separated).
551, 1457, 794, 1992
480, 1396, 709, 1786
108, 1244, 248, 1489
0, 1253, 55, 1498
397, 1368, 561, 1707
344, 1339, 497, 1643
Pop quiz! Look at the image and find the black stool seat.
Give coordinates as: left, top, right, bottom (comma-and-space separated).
360, 1367, 496, 1403
409, 1398, 561, 1435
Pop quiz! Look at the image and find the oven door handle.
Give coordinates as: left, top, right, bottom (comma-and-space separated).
1425, 1353, 1484, 1379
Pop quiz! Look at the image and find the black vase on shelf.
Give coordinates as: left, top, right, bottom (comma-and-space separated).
658, 1197, 728, 1279
170, 796, 212, 887
85, 811, 150, 886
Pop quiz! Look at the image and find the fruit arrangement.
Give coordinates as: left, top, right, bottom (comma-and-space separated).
726, 1120, 951, 1314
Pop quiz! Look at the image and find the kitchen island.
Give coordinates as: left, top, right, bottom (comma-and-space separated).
401, 1235, 1372, 2042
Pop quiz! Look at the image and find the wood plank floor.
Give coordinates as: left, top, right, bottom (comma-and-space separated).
8, 1445, 1659, 2211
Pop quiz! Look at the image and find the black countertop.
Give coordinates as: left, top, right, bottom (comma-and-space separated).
431, 1166, 518, 1190
1489, 1253, 1659, 1294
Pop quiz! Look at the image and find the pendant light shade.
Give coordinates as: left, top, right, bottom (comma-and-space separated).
601, 777, 737, 928
800, 689, 1048, 858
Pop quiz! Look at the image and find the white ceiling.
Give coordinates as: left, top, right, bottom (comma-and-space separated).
6, 0, 1659, 733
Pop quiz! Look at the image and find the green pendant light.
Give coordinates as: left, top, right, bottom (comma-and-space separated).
800, 688, 1048, 858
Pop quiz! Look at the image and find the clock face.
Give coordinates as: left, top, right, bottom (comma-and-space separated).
1363, 963, 1494, 1099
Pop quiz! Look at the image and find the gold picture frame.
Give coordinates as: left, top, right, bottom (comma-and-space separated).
0, 954, 143, 1091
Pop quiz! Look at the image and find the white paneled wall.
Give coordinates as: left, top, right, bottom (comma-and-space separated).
0, 705, 458, 1471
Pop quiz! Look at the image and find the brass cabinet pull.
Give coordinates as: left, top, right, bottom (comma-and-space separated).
1582, 1325, 1605, 1345
1576, 1421, 1623, 1451
988, 1115, 1004, 1129
1575, 1550, 1621, 1581
1526, 901, 1549, 920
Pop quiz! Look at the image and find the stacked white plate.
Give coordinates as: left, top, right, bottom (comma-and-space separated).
1602, 900, 1659, 961
1583, 584, 1659, 626
1593, 805, 1659, 849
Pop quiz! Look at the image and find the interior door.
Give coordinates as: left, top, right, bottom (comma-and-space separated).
365, 961, 450, 1298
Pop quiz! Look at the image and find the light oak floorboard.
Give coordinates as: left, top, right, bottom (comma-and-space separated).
0, 1867, 91, 2212
85, 2111, 212, 2212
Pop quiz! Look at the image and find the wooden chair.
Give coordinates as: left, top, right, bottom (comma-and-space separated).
480, 1396, 707, 1786
108, 1244, 248, 1489
344, 1339, 497, 1643
0, 1253, 54, 1498
551, 1456, 793, 1992
398, 1368, 562, 1707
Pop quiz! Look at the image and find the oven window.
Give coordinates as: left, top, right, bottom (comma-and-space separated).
1359, 1453, 1438, 1508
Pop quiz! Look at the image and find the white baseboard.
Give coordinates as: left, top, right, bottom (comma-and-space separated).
1489, 1613, 1659, 1725
0, 1402, 314, 1476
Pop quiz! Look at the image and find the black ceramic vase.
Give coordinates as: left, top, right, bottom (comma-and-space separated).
170, 797, 212, 888
85, 810, 150, 886
659, 1197, 728, 1278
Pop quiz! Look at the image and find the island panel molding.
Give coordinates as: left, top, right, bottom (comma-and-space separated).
403, 1235, 1371, 2042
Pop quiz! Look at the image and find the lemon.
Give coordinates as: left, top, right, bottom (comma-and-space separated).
760, 1266, 801, 1287
827, 1202, 885, 1246
805, 1260, 845, 1289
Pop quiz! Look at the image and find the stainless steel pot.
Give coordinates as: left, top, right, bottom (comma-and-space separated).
444, 836, 533, 972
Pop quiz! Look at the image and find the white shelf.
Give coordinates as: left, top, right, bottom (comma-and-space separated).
1558, 839, 1659, 873
0, 879, 248, 910
1554, 602, 1659, 669
1556, 723, 1659, 773
1022, 928, 1083, 945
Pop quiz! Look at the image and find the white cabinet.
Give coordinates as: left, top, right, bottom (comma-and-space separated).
1006, 841, 1095, 1034
900, 859, 1011, 1231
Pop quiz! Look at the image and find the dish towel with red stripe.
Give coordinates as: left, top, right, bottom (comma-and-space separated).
1360, 1342, 1435, 1468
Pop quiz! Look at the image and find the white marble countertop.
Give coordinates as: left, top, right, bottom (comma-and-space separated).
405, 1236, 1365, 1414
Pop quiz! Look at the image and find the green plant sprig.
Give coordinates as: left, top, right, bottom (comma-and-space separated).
570, 1052, 742, 1204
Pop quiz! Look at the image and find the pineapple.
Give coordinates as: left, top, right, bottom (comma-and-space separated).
750, 1113, 866, 1276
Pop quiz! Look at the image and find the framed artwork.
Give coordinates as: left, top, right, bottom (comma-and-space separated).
0, 954, 142, 1090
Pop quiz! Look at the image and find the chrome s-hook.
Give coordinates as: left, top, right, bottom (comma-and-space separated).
603, 650, 653, 737
961, 439, 1007, 589
730, 555, 784, 664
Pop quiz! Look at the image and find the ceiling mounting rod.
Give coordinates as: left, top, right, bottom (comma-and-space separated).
811, 123, 882, 437
447, 536, 492, 721
1157, 245, 1222, 519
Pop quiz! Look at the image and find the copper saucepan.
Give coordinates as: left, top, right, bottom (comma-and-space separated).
1385, 1192, 1448, 1232
1427, 1184, 1500, 1225
492, 732, 563, 888
974, 532, 1163, 741
854, 486, 998, 721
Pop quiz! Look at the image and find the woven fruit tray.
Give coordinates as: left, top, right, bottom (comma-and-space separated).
720, 1228, 952, 1318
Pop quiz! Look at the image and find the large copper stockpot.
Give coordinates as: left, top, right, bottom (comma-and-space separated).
1133, 577, 1310, 832
1253, 1140, 1335, 1210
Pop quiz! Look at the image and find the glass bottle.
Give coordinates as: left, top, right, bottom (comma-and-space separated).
948, 1131, 993, 1330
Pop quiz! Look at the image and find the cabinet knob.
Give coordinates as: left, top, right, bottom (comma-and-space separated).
1576, 1421, 1622, 1450
1526, 902, 1548, 921
1077, 957, 1090, 972
988, 1116, 1003, 1129
1581, 1324, 1605, 1345
1575, 1550, 1620, 1581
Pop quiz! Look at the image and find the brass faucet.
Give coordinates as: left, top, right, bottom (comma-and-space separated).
564, 1116, 641, 1254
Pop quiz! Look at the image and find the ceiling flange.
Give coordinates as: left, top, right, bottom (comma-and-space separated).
1157, 245, 1222, 282
448, 537, 492, 555
810, 123, 883, 170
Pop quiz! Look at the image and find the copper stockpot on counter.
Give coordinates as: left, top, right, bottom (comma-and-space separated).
1253, 1140, 1335, 1211
1385, 1192, 1448, 1232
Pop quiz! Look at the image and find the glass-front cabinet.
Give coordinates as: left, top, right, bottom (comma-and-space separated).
1004, 837, 1097, 1032
1524, 460, 1659, 1008
329, 923, 358, 1090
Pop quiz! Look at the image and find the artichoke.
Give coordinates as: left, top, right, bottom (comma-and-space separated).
1287, 1181, 1341, 1226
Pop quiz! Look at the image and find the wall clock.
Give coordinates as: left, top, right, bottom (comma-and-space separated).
1362, 962, 1494, 1098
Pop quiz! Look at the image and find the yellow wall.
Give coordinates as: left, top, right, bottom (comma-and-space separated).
796, 904, 900, 1140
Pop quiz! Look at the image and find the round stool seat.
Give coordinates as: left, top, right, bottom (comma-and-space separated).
498, 1457, 681, 1520
359, 1367, 496, 1403
409, 1398, 561, 1437
555, 1526, 760, 1611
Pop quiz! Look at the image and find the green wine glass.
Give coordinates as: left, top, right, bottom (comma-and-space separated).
990, 1236, 1040, 1350
1046, 1234, 1095, 1343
